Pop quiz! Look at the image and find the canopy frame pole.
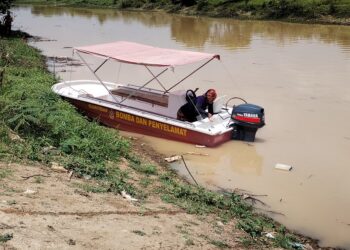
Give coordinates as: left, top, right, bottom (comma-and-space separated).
76, 51, 120, 103
164, 57, 216, 94
145, 66, 167, 91
118, 68, 168, 105
94, 58, 109, 73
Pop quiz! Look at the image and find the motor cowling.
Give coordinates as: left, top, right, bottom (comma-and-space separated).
230, 103, 265, 142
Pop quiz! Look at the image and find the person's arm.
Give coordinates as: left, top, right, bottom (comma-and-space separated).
195, 96, 208, 118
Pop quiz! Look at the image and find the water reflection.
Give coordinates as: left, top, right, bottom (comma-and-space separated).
30, 5, 172, 26
170, 16, 210, 48
28, 5, 350, 51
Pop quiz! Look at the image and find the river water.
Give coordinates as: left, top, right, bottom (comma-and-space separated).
12, 5, 350, 249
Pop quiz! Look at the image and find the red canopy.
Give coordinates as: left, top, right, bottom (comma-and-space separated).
75, 41, 220, 67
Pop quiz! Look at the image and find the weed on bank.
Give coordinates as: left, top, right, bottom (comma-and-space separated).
0, 36, 133, 194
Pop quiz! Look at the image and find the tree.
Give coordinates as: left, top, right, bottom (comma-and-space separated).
0, 0, 13, 36
0, 0, 13, 15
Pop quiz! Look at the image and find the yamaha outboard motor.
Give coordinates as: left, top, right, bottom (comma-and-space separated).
230, 103, 265, 142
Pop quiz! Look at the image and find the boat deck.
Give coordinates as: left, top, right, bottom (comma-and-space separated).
111, 87, 169, 107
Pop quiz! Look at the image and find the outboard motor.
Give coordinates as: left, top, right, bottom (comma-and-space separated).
230, 103, 265, 142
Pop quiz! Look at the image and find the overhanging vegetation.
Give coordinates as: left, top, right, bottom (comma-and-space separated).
14, 0, 350, 24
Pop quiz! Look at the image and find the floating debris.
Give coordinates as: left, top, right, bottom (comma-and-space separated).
275, 163, 292, 171
164, 155, 181, 163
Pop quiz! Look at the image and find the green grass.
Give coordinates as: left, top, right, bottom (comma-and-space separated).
130, 162, 158, 175
209, 239, 229, 249
0, 233, 13, 244
0, 35, 133, 194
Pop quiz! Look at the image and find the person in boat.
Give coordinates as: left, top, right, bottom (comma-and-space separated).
177, 89, 217, 122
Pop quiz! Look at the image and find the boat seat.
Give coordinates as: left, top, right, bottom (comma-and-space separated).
111, 87, 169, 107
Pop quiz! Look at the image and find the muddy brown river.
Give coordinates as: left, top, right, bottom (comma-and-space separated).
12, 5, 350, 249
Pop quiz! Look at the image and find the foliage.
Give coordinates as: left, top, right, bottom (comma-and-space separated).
0, 37, 133, 193
0, 233, 13, 243
0, 0, 14, 37
0, 0, 13, 15
237, 217, 264, 237
130, 162, 158, 175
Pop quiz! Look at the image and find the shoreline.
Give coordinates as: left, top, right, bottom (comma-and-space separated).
13, 1, 350, 26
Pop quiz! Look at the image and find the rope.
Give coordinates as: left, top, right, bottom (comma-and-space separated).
181, 155, 199, 186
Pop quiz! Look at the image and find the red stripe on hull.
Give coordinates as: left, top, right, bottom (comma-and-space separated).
69, 99, 232, 147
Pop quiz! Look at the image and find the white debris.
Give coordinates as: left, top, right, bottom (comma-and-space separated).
275, 163, 292, 171
121, 190, 138, 202
23, 189, 36, 194
195, 145, 206, 148
164, 155, 181, 163
265, 232, 275, 239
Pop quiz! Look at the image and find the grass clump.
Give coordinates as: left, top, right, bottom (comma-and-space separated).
0, 35, 133, 193
130, 162, 158, 175
158, 171, 301, 248
209, 239, 229, 249
0, 233, 13, 243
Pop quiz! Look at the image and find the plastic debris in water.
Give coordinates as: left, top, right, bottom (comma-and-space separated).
275, 163, 293, 171
164, 155, 181, 163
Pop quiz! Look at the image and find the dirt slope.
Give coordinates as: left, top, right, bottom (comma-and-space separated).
0, 163, 246, 249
